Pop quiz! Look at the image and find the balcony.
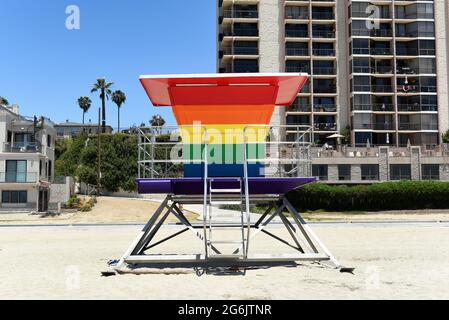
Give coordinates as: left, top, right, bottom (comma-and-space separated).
285, 47, 309, 56
312, 48, 336, 56
399, 123, 438, 131
313, 67, 336, 75
314, 123, 337, 131
353, 104, 394, 112
353, 123, 395, 131
371, 48, 392, 56
0, 172, 39, 183
311, 11, 335, 20
285, 29, 309, 38
221, 45, 259, 56
222, 25, 259, 37
314, 85, 337, 94
223, 9, 258, 19
3, 143, 42, 153
314, 104, 337, 113
289, 103, 311, 113
371, 85, 393, 93
352, 29, 392, 37
397, 104, 438, 112
312, 30, 336, 39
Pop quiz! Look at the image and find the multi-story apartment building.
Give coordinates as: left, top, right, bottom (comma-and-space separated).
217, 0, 449, 183
0, 105, 56, 212
217, 0, 449, 146
55, 120, 113, 140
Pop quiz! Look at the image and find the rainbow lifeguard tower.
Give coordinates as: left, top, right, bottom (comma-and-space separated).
112, 73, 342, 270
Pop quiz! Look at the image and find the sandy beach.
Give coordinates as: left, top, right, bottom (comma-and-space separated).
1, 221, 448, 300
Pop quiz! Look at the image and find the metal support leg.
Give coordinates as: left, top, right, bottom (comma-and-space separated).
283, 197, 342, 268
114, 197, 170, 269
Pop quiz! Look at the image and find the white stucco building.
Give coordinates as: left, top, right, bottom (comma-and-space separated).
0, 105, 56, 212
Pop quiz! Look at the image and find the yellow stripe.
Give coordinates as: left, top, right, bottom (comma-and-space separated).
179, 125, 269, 144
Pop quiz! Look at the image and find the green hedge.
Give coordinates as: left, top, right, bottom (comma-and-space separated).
287, 181, 449, 212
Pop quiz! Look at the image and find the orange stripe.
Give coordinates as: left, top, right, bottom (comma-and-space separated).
172, 105, 275, 125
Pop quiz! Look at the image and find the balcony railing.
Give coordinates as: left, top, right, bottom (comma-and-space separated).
221, 46, 259, 55
3, 143, 42, 153
399, 123, 438, 131
314, 104, 337, 112
313, 67, 336, 75
223, 10, 259, 19
314, 123, 337, 131
352, 29, 392, 37
312, 12, 335, 20
397, 104, 438, 112
353, 123, 395, 130
312, 48, 336, 56
0, 172, 39, 183
285, 29, 309, 38
396, 49, 436, 56
371, 48, 392, 55
352, 104, 394, 112
312, 30, 336, 38
314, 86, 337, 93
289, 104, 312, 112
285, 48, 309, 56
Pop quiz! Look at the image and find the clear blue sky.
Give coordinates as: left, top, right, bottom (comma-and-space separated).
0, 0, 216, 128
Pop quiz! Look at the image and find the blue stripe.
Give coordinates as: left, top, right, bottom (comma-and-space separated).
184, 164, 265, 178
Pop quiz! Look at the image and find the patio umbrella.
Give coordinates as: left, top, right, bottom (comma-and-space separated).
366, 139, 371, 149
407, 138, 412, 149
326, 133, 345, 139
327, 133, 345, 149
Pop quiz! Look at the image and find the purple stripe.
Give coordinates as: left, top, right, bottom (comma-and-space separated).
137, 177, 316, 195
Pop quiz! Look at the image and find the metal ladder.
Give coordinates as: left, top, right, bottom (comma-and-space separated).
202, 128, 250, 259
205, 178, 247, 259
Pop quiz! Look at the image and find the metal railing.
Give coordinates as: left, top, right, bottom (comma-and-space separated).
137, 125, 313, 179
0, 172, 39, 183
3, 142, 42, 153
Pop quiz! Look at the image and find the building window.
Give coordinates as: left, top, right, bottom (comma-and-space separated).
47, 134, 52, 148
56, 128, 65, 136
390, 164, 411, 180
338, 165, 351, 181
312, 165, 328, 181
2, 191, 27, 204
361, 165, 379, 181
5, 160, 27, 183
422, 164, 439, 180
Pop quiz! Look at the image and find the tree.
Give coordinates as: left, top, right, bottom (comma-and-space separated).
0, 96, 9, 106
91, 78, 113, 133
55, 133, 138, 192
443, 130, 449, 144
77, 96, 92, 128
111, 90, 127, 133
341, 126, 351, 145
150, 115, 166, 134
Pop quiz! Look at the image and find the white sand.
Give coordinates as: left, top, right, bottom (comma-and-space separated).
0, 223, 448, 300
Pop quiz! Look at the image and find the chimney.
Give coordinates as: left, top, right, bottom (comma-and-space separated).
8, 104, 20, 115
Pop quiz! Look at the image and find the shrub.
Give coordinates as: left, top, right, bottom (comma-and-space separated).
287, 181, 449, 212
66, 195, 81, 209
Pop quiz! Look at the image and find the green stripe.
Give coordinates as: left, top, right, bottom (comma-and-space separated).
183, 144, 266, 164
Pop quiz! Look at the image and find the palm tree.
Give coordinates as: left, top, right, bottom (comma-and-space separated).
150, 115, 166, 135
91, 78, 113, 133
77, 96, 92, 130
111, 90, 126, 133
0, 96, 9, 106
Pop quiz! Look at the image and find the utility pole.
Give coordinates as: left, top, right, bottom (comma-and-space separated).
97, 108, 101, 195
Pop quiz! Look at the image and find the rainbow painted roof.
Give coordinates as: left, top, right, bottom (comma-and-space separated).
140, 73, 308, 178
